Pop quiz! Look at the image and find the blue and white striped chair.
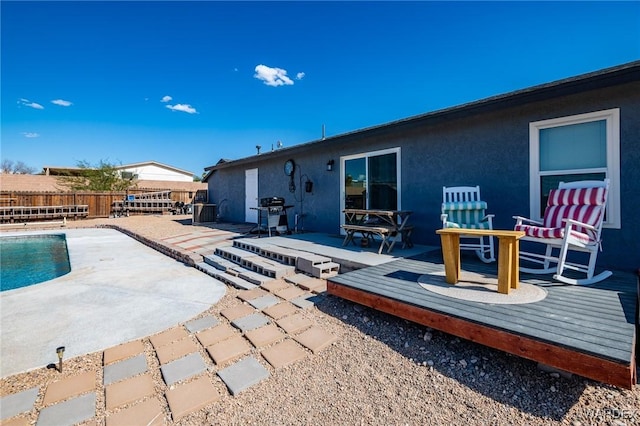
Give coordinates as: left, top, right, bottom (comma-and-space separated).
441, 186, 495, 263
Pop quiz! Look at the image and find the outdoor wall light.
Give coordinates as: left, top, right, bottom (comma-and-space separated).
56, 346, 65, 373
326, 159, 334, 171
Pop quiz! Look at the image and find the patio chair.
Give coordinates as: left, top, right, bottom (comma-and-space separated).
441, 185, 495, 263
513, 179, 612, 285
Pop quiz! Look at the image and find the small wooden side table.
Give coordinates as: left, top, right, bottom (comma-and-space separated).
436, 228, 526, 294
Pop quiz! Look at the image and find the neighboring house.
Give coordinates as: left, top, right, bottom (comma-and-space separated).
0, 174, 206, 194
43, 161, 196, 183
4, 158, 207, 205
204, 61, 639, 271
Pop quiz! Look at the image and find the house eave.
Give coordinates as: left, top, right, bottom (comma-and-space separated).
205, 60, 640, 173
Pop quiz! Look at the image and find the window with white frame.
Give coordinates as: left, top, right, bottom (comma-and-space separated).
529, 108, 620, 228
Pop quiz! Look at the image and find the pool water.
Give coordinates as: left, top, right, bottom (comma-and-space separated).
0, 234, 71, 291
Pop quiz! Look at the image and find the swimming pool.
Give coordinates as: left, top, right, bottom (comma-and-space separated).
0, 234, 71, 291
1, 228, 226, 378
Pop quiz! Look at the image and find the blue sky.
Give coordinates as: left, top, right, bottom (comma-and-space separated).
2, 1, 639, 177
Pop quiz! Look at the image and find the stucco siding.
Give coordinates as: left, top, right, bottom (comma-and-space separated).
207, 80, 639, 270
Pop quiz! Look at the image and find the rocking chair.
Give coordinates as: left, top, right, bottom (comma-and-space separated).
513, 179, 612, 285
441, 185, 495, 263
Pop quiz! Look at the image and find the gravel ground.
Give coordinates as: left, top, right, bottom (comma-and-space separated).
2, 215, 639, 425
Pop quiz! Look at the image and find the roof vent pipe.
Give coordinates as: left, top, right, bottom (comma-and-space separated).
322, 124, 325, 140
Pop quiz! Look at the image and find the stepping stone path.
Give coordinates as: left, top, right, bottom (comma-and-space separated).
1, 268, 338, 425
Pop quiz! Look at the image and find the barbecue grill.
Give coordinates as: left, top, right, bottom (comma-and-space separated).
260, 197, 285, 207
256, 196, 290, 235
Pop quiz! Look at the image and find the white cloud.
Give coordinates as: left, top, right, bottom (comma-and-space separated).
254, 64, 294, 87
166, 104, 198, 114
51, 99, 72, 107
161, 95, 172, 103
18, 99, 44, 109
296, 72, 305, 80
21, 132, 40, 138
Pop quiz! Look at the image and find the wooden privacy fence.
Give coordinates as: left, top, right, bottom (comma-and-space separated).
0, 189, 205, 220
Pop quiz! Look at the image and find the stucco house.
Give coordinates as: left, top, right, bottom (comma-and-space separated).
204, 61, 640, 271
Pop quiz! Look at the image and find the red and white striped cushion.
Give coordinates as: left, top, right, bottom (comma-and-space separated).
515, 187, 606, 245
547, 187, 606, 207
514, 224, 591, 244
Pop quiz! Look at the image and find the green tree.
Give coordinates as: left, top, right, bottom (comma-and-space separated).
56, 160, 136, 191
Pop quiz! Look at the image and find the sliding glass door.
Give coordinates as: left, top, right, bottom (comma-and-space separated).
341, 148, 401, 226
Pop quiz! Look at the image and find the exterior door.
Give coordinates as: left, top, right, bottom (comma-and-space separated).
340, 147, 401, 227
245, 168, 258, 223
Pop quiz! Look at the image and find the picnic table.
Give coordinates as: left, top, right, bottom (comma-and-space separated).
342, 209, 414, 254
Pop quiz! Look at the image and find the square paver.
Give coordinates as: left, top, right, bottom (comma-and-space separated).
160, 352, 208, 386
196, 324, 238, 347
165, 376, 220, 421
155, 337, 200, 365
293, 326, 338, 354
261, 340, 307, 369
262, 302, 298, 320
37, 392, 95, 426
185, 316, 219, 333
149, 327, 189, 349
217, 357, 270, 396
105, 397, 164, 426
220, 304, 256, 321
1, 415, 29, 426
0, 387, 39, 420
247, 294, 281, 310
276, 313, 313, 334
283, 274, 312, 286
260, 279, 290, 292
105, 374, 155, 410
237, 287, 268, 302
291, 294, 324, 309
297, 278, 327, 293
103, 340, 145, 365
244, 324, 285, 348
231, 313, 270, 332
103, 354, 147, 386
274, 286, 307, 301
43, 371, 95, 405
206, 335, 252, 365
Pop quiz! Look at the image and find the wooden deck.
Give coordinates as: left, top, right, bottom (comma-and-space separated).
327, 249, 638, 389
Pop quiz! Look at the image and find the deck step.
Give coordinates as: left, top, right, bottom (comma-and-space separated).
249, 258, 296, 279
203, 253, 237, 271
296, 254, 340, 278
216, 246, 295, 279
208, 237, 339, 287
216, 270, 258, 290
194, 262, 257, 290
236, 269, 275, 286
311, 262, 340, 279
232, 239, 265, 254
233, 240, 298, 266
215, 246, 262, 264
